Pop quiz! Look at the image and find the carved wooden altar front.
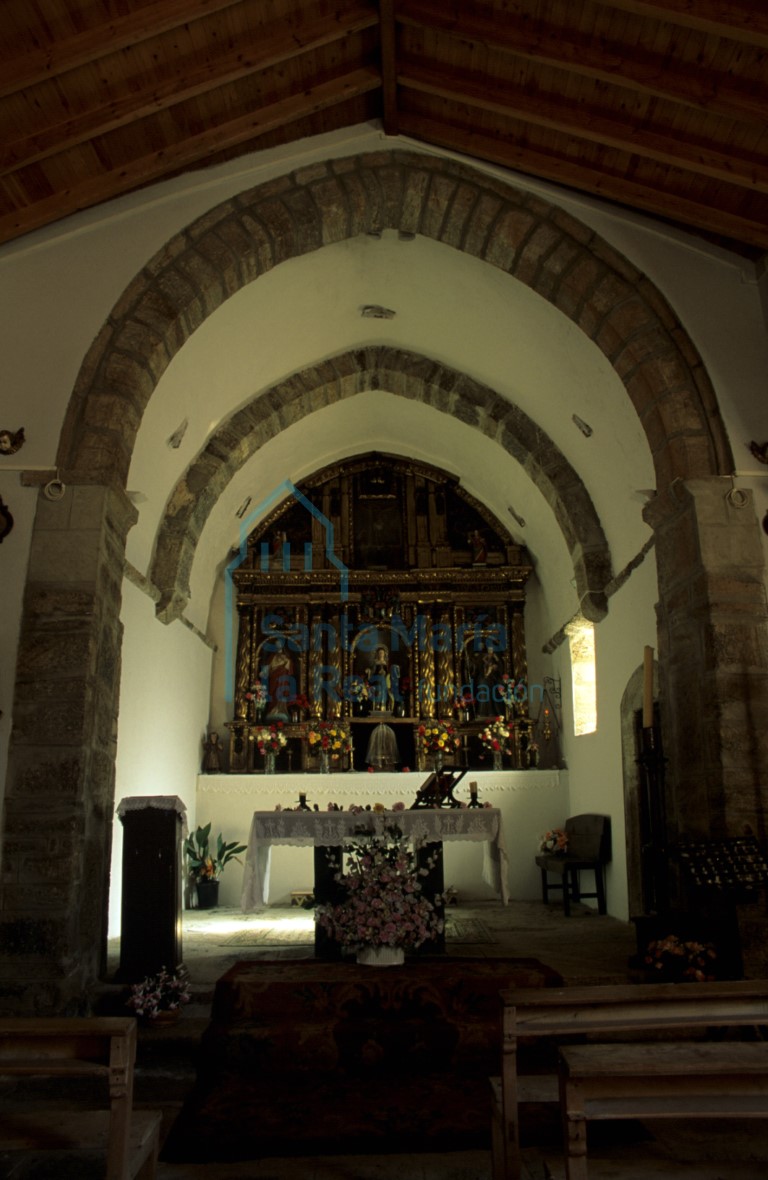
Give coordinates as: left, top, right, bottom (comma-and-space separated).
226, 455, 534, 771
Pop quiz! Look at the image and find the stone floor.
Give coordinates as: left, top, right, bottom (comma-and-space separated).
104, 901, 768, 1180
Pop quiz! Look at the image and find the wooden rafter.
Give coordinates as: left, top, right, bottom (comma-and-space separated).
400, 63, 768, 194
0, 0, 245, 99
0, 3, 379, 175
379, 0, 399, 135
399, 111, 768, 251
399, 1, 768, 125
0, 68, 381, 247
596, 0, 768, 49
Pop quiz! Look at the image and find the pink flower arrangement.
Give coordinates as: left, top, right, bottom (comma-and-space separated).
126, 965, 191, 1020
315, 826, 444, 952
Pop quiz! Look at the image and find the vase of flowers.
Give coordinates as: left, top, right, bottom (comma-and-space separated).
539, 828, 568, 854
253, 723, 287, 771
479, 716, 513, 770
126, 964, 191, 1022
453, 691, 474, 722
346, 675, 371, 716
308, 720, 352, 771
288, 693, 311, 723
244, 679, 267, 721
417, 719, 460, 771
315, 825, 444, 962
643, 934, 717, 983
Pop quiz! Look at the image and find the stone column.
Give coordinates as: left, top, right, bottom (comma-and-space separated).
646, 479, 768, 840
0, 484, 136, 1013
645, 478, 768, 975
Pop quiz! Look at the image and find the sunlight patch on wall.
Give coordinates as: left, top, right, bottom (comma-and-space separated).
566, 616, 597, 735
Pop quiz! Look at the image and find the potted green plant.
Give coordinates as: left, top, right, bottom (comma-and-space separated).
184, 822, 247, 909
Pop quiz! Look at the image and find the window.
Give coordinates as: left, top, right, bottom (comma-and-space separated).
566, 616, 596, 735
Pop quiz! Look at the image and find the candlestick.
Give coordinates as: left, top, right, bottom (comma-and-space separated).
643, 645, 654, 728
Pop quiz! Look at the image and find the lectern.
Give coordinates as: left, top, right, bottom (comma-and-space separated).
116, 795, 186, 982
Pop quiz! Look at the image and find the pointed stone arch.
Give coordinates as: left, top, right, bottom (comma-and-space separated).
58, 150, 731, 488
150, 347, 611, 625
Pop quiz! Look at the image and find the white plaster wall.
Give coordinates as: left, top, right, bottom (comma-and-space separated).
559, 551, 660, 921
109, 578, 214, 936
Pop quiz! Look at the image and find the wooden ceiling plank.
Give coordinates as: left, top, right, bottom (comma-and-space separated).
0, 0, 249, 100
398, 111, 768, 250
1, 4, 378, 176
596, 0, 768, 50
398, 1, 768, 126
0, 67, 381, 247
399, 65, 768, 193
379, 0, 399, 135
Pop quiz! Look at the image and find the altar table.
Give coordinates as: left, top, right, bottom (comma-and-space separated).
240, 807, 510, 910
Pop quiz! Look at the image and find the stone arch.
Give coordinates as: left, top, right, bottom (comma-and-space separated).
58, 149, 732, 489
150, 347, 611, 625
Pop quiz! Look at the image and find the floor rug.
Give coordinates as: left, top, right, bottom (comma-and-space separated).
161, 955, 562, 1162
219, 916, 494, 947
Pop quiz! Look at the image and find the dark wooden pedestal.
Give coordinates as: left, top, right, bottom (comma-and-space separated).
116, 798, 185, 982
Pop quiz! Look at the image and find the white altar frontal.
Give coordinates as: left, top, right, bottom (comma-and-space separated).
241, 806, 509, 910
197, 769, 567, 908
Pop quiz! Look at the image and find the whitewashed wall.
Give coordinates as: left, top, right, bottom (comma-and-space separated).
109, 579, 214, 936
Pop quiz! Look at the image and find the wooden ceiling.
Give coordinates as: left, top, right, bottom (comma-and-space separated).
2, 1, 767, 256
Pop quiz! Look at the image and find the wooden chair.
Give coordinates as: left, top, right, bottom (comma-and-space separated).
535, 814, 611, 916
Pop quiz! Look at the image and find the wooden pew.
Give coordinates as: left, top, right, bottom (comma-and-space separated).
490, 979, 768, 1180
558, 1039, 768, 1179
0, 1016, 162, 1180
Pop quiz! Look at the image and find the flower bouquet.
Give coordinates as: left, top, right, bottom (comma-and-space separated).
479, 717, 513, 768
539, 828, 568, 854
252, 724, 287, 755
499, 674, 527, 711
126, 964, 191, 1021
315, 825, 444, 957
417, 719, 460, 759
479, 716, 513, 752
288, 693, 311, 719
644, 934, 717, 982
307, 720, 352, 764
244, 680, 267, 717
345, 674, 370, 703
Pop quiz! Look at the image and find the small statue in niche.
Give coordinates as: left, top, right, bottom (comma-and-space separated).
202, 730, 223, 774
0, 427, 25, 455
0, 496, 13, 544
468, 529, 487, 564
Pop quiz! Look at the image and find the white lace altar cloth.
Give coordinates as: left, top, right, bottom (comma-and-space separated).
240, 807, 509, 909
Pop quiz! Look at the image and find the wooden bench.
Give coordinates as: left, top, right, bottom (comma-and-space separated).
558, 1039, 768, 1179
490, 979, 768, 1180
0, 1016, 162, 1180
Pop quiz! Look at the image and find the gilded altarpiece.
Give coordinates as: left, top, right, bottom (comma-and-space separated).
227, 456, 533, 772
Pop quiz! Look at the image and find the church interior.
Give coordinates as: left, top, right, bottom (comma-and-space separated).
1, 2, 768, 1176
